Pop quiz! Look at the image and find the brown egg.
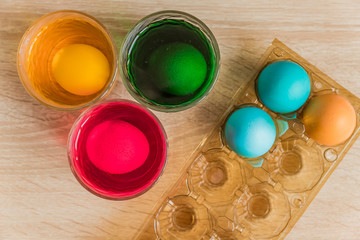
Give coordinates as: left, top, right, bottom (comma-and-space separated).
302, 94, 356, 146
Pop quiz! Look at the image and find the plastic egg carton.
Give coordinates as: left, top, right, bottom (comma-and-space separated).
135, 39, 360, 240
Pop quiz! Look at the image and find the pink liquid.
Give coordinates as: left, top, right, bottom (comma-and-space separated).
68, 100, 167, 199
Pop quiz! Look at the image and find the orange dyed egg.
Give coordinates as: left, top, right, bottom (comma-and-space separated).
302, 94, 356, 146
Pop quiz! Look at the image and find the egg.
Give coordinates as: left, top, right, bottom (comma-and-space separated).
302, 94, 356, 146
86, 120, 150, 174
148, 42, 207, 96
52, 44, 110, 96
224, 107, 276, 158
257, 61, 311, 114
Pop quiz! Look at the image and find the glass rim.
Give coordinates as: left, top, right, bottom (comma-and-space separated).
120, 10, 221, 112
67, 99, 168, 200
17, 10, 119, 111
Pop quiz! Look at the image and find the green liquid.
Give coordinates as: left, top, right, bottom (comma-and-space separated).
127, 19, 217, 107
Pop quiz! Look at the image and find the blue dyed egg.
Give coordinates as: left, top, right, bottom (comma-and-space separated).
224, 107, 276, 158
257, 61, 311, 114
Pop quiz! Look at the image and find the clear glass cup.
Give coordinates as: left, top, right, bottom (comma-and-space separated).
17, 10, 118, 110
120, 10, 220, 112
67, 99, 168, 200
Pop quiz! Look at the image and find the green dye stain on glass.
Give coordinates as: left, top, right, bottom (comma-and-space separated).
127, 19, 217, 107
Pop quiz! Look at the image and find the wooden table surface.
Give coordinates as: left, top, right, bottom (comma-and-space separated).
1, 0, 360, 239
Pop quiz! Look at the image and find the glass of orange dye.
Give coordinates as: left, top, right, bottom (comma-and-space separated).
17, 10, 118, 110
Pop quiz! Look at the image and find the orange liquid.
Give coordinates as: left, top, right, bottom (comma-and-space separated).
25, 16, 115, 106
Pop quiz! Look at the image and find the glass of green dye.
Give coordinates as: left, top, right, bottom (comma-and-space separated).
120, 10, 220, 112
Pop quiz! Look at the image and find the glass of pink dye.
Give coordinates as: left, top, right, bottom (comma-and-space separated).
68, 100, 168, 200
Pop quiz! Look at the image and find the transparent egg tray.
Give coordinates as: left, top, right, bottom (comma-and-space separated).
135, 39, 360, 240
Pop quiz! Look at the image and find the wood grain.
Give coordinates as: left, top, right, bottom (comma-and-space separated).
1, 0, 360, 239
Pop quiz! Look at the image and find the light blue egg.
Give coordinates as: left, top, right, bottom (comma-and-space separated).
257, 61, 311, 114
224, 107, 276, 158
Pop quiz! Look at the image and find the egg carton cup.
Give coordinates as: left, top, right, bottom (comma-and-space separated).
135, 39, 360, 239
